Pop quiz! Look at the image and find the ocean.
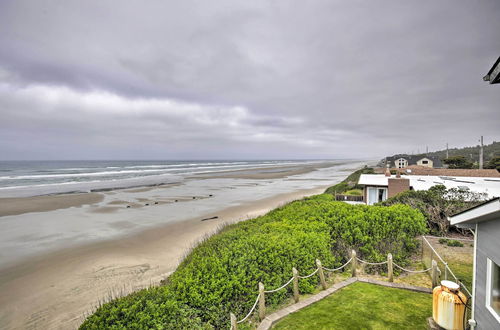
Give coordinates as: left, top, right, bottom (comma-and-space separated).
0, 160, 328, 197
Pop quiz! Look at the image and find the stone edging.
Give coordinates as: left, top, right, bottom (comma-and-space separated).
256, 277, 431, 330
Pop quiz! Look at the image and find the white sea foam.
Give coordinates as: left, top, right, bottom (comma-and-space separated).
0, 162, 306, 181
0, 169, 178, 180
0, 160, 327, 197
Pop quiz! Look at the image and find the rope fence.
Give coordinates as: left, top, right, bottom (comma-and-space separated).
393, 263, 432, 273
264, 277, 294, 293
235, 293, 260, 324
321, 257, 352, 272
230, 247, 453, 329
297, 268, 319, 279
356, 258, 388, 266
232, 257, 351, 328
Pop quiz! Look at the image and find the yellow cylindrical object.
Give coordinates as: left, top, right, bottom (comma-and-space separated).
433, 280, 467, 330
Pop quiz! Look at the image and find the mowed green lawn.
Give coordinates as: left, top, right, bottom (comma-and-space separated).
273, 282, 432, 330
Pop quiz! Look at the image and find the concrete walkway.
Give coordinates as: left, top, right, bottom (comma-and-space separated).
256, 277, 431, 330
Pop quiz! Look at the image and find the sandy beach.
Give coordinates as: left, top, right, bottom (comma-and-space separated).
0, 161, 367, 329
188, 162, 337, 180
0, 193, 105, 217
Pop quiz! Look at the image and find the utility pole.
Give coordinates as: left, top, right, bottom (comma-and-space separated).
446, 143, 449, 159
426, 146, 428, 154
479, 136, 484, 169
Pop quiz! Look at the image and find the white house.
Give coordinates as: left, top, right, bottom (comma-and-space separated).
358, 174, 500, 205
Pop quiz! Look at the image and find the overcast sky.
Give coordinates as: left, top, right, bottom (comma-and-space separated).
0, 1, 499, 160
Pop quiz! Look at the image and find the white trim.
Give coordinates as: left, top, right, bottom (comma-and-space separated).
450, 199, 500, 225
486, 258, 500, 324
471, 224, 477, 324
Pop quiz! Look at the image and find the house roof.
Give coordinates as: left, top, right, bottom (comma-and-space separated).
358, 174, 391, 186
483, 56, 500, 84
402, 166, 500, 178
449, 197, 500, 226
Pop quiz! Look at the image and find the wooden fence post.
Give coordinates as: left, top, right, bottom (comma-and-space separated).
431, 260, 438, 288
387, 253, 393, 282
292, 267, 299, 303
316, 259, 327, 290
351, 250, 357, 277
258, 282, 266, 321
230, 312, 237, 330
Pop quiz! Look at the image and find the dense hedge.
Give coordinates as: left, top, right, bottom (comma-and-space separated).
81, 194, 426, 329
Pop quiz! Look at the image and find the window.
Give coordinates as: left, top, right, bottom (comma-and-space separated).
422, 160, 428, 164
367, 187, 387, 205
396, 158, 407, 169
486, 258, 500, 323
377, 188, 386, 202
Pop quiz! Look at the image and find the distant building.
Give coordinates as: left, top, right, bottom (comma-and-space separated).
381, 155, 443, 169
449, 198, 500, 329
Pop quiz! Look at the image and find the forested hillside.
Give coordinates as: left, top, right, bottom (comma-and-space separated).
426, 141, 500, 163
382, 141, 500, 166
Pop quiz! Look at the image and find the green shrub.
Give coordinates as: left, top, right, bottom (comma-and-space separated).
438, 238, 464, 247
446, 239, 464, 247
81, 194, 427, 329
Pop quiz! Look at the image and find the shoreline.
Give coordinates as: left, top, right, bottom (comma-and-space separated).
187, 162, 346, 180
0, 160, 343, 199
0, 161, 339, 217
0, 185, 332, 330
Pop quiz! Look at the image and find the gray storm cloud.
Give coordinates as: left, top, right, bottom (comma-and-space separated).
0, 0, 499, 160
